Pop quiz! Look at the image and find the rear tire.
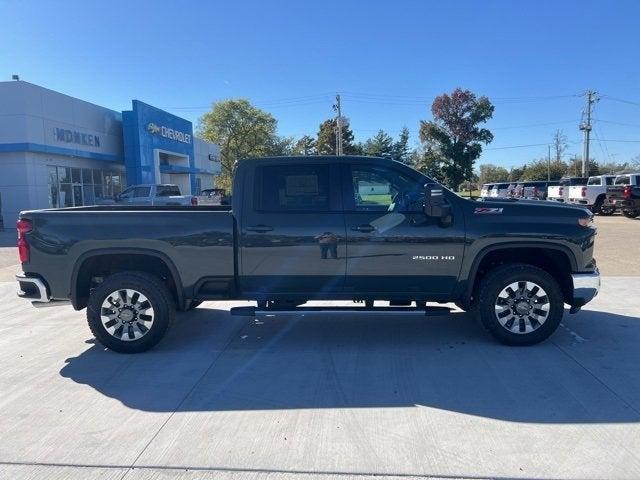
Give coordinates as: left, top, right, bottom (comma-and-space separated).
477, 263, 564, 346
87, 271, 175, 353
592, 196, 615, 215
622, 209, 640, 219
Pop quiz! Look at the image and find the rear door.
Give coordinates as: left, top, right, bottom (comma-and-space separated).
239, 160, 346, 296
342, 160, 465, 297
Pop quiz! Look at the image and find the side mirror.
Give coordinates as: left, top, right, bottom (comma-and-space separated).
424, 184, 452, 223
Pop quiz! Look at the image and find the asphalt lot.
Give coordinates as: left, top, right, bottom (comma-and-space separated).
1, 215, 639, 479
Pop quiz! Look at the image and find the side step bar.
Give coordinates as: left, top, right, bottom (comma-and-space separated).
230, 305, 452, 317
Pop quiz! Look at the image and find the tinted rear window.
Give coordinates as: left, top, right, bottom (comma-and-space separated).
615, 176, 630, 185
157, 185, 181, 196
258, 164, 330, 211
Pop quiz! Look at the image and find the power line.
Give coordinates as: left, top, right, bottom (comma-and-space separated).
601, 95, 640, 107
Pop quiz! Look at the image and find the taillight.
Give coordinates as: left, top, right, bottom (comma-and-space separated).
623, 186, 632, 199
191, 196, 198, 206
581, 186, 587, 197
559, 187, 564, 195
17, 219, 32, 263
533, 186, 539, 197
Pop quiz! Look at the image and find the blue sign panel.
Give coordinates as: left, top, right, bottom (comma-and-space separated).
122, 100, 198, 193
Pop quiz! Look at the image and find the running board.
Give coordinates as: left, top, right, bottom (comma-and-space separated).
230, 305, 452, 317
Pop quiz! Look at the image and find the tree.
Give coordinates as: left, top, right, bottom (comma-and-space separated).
198, 99, 279, 191
316, 119, 359, 155
552, 129, 568, 161
292, 135, 317, 155
412, 147, 446, 184
509, 165, 527, 182
269, 136, 295, 156
363, 130, 394, 157
567, 157, 600, 176
392, 127, 411, 163
478, 163, 510, 185
520, 158, 568, 180
419, 88, 494, 189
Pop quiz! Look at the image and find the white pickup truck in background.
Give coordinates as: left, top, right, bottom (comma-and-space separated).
100, 184, 198, 206
547, 177, 588, 203
568, 175, 617, 214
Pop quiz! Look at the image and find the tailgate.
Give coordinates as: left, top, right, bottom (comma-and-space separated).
568, 186, 584, 200
607, 186, 625, 199
547, 186, 563, 198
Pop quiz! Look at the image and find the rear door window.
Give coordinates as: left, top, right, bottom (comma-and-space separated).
615, 176, 631, 185
133, 186, 151, 198
157, 185, 181, 196
257, 164, 331, 211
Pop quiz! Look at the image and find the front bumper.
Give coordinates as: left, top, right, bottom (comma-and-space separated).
571, 269, 600, 307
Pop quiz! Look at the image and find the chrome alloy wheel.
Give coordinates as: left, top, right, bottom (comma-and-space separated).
100, 289, 155, 341
494, 281, 550, 334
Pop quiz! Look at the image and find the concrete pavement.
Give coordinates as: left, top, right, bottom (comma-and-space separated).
1, 278, 639, 480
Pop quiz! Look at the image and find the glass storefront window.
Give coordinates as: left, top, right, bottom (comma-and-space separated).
48, 166, 59, 208
47, 165, 126, 208
57, 167, 70, 183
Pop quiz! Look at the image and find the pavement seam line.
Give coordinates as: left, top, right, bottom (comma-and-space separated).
551, 339, 640, 418
117, 318, 249, 480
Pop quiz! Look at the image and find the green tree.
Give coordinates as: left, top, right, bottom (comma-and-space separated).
567, 157, 600, 176
419, 88, 494, 189
392, 126, 411, 163
316, 119, 358, 155
520, 158, 568, 180
478, 163, 510, 185
509, 165, 527, 182
292, 135, 317, 155
269, 136, 295, 156
198, 99, 279, 191
363, 130, 394, 156
412, 147, 446, 184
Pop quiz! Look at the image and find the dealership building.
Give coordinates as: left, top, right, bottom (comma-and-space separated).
0, 80, 220, 226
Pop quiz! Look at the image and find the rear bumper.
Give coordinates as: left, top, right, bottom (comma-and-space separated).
571, 269, 600, 307
609, 198, 639, 210
16, 273, 70, 307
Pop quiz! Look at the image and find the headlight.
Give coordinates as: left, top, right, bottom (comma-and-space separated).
578, 216, 593, 227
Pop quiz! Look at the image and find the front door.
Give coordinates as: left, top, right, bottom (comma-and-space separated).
239, 161, 346, 296
342, 161, 465, 297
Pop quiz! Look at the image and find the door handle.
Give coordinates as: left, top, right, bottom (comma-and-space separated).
351, 224, 375, 233
246, 225, 274, 233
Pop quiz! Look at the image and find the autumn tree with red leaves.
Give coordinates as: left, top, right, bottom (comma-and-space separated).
418, 88, 494, 189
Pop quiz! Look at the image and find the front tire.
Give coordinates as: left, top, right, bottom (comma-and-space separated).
87, 272, 175, 353
477, 263, 564, 346
622, 209, 640, 219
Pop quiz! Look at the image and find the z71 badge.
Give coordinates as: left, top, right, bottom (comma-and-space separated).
474, 207, 503, 214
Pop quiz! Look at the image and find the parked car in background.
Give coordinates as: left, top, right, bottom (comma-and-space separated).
547, 177, 589, 203
522, 181, 560, 200
198, 188, 229, 205
606, 173, 640, 218
480, 183, 494, 198
104, 184, 198, 206
568, 175, 616, 215
489, 183, 511, 198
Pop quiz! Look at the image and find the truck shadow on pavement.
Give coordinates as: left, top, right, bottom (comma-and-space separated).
60, 307, 640, 424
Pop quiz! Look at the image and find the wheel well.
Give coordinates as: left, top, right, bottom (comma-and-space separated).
469, 247, 573, 305
73, 253, 181, 309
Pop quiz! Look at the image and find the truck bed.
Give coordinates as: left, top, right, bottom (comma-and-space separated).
19, 205, 235, 302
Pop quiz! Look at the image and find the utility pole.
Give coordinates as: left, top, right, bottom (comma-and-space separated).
547, 144, 551, 180
580, 90, 597, 177
333, 94, 343, 156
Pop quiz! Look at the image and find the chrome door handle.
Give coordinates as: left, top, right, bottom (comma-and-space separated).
246, 225, 274, 233
351, 224, 375, 233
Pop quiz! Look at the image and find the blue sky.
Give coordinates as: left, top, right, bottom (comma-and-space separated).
2, 0, 639, 168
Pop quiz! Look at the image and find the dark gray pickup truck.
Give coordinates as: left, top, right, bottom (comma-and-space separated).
16, 156, 600, 352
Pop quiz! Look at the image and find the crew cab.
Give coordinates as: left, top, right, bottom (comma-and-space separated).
16, 156, 600, 353
547, 177, 589, 202
606, 173, 640, 218
101, 184, 198, 206
568, 175, 617, 215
